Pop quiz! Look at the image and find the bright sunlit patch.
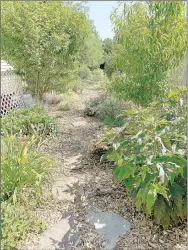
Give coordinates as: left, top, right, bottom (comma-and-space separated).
94, 222, 106, 229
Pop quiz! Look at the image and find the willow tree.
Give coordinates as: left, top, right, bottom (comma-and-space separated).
2, 1, 90, 98
110, 2, 186, 105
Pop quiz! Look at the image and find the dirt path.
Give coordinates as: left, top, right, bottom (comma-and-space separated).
20, 84, 186, 250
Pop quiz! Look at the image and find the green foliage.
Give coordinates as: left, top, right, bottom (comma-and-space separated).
91, 69, 107, 82
78, 64, 93, 80
1, 106, 57, 137
1, 135, 54, 203
84, 95, 126, 127
103, 87, 187, 227
84, 97, 103, 117
96, 96, 125, 122
57, 91, 79, 111
2, 2, 90, 98
80, 32, 104, 70
104, 53, 114, 78
102, 38, 113, 55
102, 38, 114, 77
110, 2, 186, 105
102, 119, 124, 128
1, 106, 56, 249
1, 201, 47, 250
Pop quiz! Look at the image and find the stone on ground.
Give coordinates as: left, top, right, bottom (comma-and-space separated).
38, 215, 80, 250
52, 176, 79, 202
87, 212, 131, 250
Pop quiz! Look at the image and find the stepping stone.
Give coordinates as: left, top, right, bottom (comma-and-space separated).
64, 154, 82, 170
52, 177, 79, 202
39, 215, 80, 250
87, 212, 131, 250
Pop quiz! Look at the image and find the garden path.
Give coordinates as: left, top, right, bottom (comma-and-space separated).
19, 84, 186, 250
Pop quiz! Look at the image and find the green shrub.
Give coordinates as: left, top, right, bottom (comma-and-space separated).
1, 135, 54, 203
1, 201, 47, 250
110, 2, 186, 106
2, 2, 90, 98
96, 96, 125, 122
70, 79, 88, 93
84, 96, 104, 117
57, 91, 79, 111
57, 102, 71, 111
103, 87, 187, 228
84, 95, 128, 127
1, 106, 57, 137
78, 65, 92, 80
91, 69, 107, 82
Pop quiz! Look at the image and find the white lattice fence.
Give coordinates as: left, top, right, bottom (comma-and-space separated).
1, 71, 25, 116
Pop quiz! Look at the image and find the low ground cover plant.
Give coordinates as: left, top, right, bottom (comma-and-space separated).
102, 87, 187, 228
1, 201, 47, 250
1, 106, 57, 137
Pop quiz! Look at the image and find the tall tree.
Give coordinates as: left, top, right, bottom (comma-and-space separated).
2, 1, 90, 98
110, 2, 186, 105
80, 31, 104, 70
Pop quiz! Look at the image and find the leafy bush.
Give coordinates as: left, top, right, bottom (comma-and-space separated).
78, 65, 93, 80
91, 69, 107, 82
1, 106, 57, 137
103, 87, 187, 227
57, 102, 71, 111
1, 135, 54, 203
84, 96, 104, 117
57, 91, 79, 111
84, 95, 128, 127
2, 2, 90, 98
96, 96, 125, 122
1, 201, 47, 250
66, 79, 88, 93
104, 53, 114, 78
